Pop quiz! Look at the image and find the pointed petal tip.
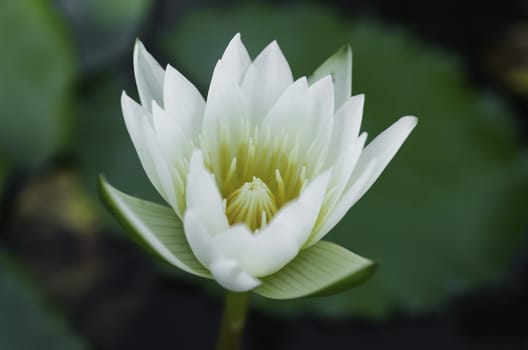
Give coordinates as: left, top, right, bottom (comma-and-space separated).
133, 39, 144, 60
262, 39, 283, 56
356, 93, 365, 101
400, 115, 418, 130
338, 44, 352, 58
314, 74, 333, 86
298, 76, 309, 85
120, 91, 136, 110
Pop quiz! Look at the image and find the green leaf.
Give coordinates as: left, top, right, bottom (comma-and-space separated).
0, 250, 87, 350
255, 241, 375, 299
0, 0, 75, 166
98, 176, 211, 278
162, 4, 528, 318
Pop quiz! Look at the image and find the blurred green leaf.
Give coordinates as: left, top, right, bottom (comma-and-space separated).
161, 4, 528, 318
0, 250, 86, 350
57, 0, 152, 72
0, 0, 75, 167
76, 76, 161, 208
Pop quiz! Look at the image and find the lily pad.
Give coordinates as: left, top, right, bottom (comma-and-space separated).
159, 4, 528, 318
0, 0, 75, 167
56, 0, 152, 72
0, 250, 86, 350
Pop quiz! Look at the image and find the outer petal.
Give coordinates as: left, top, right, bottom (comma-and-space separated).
219, 33, 251, 84
309, 45, 352, 110
186, 150, 229, 235
309, 116, 417, 244
309, 132, 367, 244
241, 40, 294, 121
347, 116, 418, 199
212, 171, 331, 277
163, 64, 205, 141
151, 101, 190, 216
152, 101, 189, 167
121, 92, 176, 208
307, 160, 377, 246
134, 40, 164, 111
325, 94, 364, 166
306, 75, 335, 152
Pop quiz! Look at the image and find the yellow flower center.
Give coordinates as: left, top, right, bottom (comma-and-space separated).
202, 119, 327, 232
226, 177, 277, 231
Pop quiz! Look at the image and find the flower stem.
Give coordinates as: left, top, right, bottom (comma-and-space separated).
216, 291, 251, 350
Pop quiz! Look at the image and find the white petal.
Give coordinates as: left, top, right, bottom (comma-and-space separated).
202, 59, 250, 154
133, 40, 164, 111
139, 117, 178, 208
348, 116, 417, 198
183, 209, 215, 268
210, 259, 261, 292
163, 64, 205, 140
241, 40, 294, 121
262, 77, 309, 136
186, 150, 229, 235
326, 94, 364, 166
306, 159, 377, 246
183, 214, 261, 292
309, 45, 352, 110
212, 171, 331, 277
330, 132, 367, 200
308, 115, 417, 244
306, 75, 335, 149
311, 132, 367, 242
151, 102, 189, 215
121, 92, 176, 208
219, 33, 251, 84
151, 101, 187, 165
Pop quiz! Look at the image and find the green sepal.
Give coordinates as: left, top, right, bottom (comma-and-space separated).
98, 175, 211, 278
254, 241, 375, 299
309, 45, 352, 109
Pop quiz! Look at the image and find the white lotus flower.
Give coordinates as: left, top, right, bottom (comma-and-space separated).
100, 34, 416, 295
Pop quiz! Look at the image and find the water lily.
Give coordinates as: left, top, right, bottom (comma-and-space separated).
100, 34, 416, 297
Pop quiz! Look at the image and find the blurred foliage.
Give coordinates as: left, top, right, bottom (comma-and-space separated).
76, 76, 163, 211
56, 0, 152, 72
0, 0, 75, 167
0, 250, 86, 350
160, 4, 528, 318
0, 158, 7, 195
488, 23, 528, 96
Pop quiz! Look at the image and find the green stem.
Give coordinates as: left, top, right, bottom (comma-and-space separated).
216, 291, 251, 350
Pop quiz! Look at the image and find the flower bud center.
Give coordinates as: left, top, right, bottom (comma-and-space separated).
226, 177, 277, 232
